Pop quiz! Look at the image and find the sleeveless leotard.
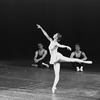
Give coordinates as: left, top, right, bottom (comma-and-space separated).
48, 41, 63, 64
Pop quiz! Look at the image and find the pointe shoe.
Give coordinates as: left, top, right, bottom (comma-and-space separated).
52, 87, 57, 94
31, 64, 38, 67
84, 61, 92, 64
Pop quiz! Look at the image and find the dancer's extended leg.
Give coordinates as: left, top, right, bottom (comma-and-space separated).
59, 56, 92, 64
52, 63, 60, 93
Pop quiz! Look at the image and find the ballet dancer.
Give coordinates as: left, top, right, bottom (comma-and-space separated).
70, 43, 87, 72
36, 24, 92, 93
32, 43, 49, 68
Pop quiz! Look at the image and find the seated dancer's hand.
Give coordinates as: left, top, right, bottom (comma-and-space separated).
36, 24, 41, 29
34, 59, 39, 63
67, 46, 72, 51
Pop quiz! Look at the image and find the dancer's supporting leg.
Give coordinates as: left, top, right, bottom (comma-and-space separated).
59, 56, 92, 64
52, 63, 60, 94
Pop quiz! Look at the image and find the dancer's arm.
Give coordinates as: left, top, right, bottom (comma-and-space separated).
34, 51, 38, 63
37, 24, 53, 42
38, 50, 47, 61
70, 52, 75, 58
70, 52, 87, 60
81, 52, 87, 60
56, 42, 71, 51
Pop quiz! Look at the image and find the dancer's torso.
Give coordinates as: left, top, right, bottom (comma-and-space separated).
37, 49, 45, 59
73, 51, 83, 59
48, 41, 58, 55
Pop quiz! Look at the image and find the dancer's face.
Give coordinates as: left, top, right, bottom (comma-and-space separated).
38, 44, 43, 50
53, 33, 58, 41
75, 45, 80, 51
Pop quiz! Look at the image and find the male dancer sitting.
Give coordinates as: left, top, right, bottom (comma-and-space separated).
70, 43, 87, 71
32, 43, 49, 68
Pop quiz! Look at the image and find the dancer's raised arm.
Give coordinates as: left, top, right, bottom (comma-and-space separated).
36, 24, 52, 42
56, 42, 71, 51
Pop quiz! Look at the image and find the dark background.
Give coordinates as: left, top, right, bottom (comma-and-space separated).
0, 0, 100, 61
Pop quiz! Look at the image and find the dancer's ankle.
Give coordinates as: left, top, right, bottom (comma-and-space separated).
52, 86, 57, 94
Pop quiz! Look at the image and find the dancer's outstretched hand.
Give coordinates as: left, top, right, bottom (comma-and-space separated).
67, 46, 71, 51
36, 24, 42, 29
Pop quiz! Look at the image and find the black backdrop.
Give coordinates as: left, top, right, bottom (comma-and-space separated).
0, 0, 100, 60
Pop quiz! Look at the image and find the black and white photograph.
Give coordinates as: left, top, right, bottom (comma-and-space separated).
0, 0, 100, 99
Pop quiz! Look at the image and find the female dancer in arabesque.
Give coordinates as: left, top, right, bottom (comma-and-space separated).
36, 24, 92, 93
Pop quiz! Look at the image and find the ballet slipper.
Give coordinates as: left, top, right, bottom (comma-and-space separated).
42, 63, 49, 68
83, 61, 92, 64
76, 67, 80, 71
52, 87, 57, 94
80, 66, 83, 71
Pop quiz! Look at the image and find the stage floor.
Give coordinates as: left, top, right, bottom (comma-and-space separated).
0, 59, 100, 100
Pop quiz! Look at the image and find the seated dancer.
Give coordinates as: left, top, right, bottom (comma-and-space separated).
36, 24, 92, 94
32, 43, 49, 68
70, 43, 87, 72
